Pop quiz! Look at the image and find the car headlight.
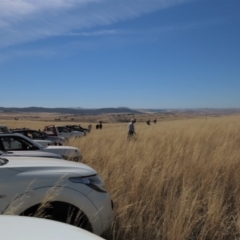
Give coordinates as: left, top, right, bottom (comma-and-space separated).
69, 174, 107, 193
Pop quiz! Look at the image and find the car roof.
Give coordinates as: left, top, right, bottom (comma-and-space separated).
0, 133, 32, 137
11, 128, 34, 132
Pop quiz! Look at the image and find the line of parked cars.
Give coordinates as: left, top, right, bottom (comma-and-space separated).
0, 124, 89, 161
11, 128, 66, 146
0, 123, 113, 238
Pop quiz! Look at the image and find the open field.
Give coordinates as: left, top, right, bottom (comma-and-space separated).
2, 108, 239, 125
2, 114, 240, 239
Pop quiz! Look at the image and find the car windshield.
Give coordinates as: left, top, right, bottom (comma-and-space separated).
58, 127, 70, 133
0, 158, 8, 166
0, 135, 44, 151
39, 132, 49, 138
15, 134, 45, 149
30, 140, 44, 149
27, 131, 46, 139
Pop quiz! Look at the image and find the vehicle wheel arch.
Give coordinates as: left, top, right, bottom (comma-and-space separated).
19, 201, 93, 232
3, 187, 102, 234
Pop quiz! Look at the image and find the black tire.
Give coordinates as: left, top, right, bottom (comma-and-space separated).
20, 201, 92, 232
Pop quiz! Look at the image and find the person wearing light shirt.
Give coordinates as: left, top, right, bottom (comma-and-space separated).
128, 118, 136, 137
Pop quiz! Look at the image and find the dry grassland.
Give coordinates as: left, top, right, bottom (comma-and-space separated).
2, 115, 240, 239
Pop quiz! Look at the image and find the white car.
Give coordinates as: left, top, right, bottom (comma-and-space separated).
0, 150, 63, 159
0, 156, 113, 236
0, 216, 104, 240
0, 125, 54, 147
57, 126, 85, 138
43, 125, 85, 139
0, 133, 82, 161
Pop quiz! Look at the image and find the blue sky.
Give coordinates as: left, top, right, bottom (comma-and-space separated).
0, 0, 239, 109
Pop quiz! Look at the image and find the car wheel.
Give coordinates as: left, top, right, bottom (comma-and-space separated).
20, 201, 92, 232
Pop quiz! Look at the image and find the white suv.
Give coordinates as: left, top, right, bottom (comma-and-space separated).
0, 150, 63, 159
0, 133, 82, 161
0, 156, 113, 236
1, 216, 104, 240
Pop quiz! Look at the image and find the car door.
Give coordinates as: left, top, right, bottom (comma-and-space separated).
57, 127, 71, 138
0, 136, 39, 152
0, 160, 19, 213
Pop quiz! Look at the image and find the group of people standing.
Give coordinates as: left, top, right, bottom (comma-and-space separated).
94, 118, 156, 138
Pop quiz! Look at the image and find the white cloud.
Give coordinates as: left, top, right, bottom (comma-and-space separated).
0, 0, 96, 17
0, 0, 192, 48
70, 29, 124, 36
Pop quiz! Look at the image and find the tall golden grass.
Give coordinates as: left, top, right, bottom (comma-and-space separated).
69, 116, 240, 240
3, 116, 240, 239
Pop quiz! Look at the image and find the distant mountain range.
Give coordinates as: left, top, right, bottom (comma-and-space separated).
0, 107, 240, 116
0, 107, 141, 115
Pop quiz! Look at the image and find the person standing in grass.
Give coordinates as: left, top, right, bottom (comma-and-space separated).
128, 118, 136, 138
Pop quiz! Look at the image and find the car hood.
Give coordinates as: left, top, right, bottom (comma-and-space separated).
1, 156, 96, 175
0, 216, 104, 240
34, 139, 52, 143
0, 150, 62, 159
45, 146, 79, 150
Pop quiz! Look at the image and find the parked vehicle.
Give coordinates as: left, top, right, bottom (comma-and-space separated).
0, 150, 63, 159
14, 133, 53, 147
65, 125, 92, 136
0, 156, 113, 236
1, 125, 54, 147
0, 216, 105, 240
43, 125, 85, 139
40, 131, 66, 145
65, 125, 86, 136
0, 133, 82, 161
0, 124, 11, 134
11, 128, 65, 146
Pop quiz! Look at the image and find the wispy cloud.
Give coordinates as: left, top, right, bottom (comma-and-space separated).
70, 29, 124, 37
0, 0, 191, 49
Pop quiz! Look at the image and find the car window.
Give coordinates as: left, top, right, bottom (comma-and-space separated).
0, 127, 10, 133
26, 132, 34, 138
45, 127, 55, 136
62, 127, 70, 133
34, 131, 45, 139
28, 131, 44, 139
41, 132, 49, 137
58, 127, 63, 133
0, 136, 39, 151
48, 127, 54, 132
